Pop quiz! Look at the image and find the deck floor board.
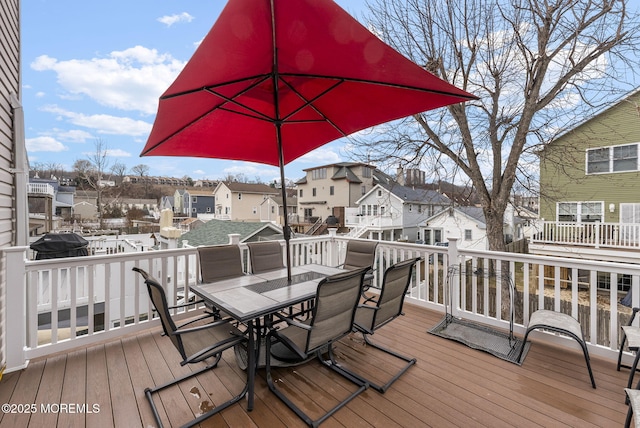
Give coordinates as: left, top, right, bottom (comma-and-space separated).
1, 304, 632, 427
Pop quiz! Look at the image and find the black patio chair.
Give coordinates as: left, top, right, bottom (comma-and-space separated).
247, 241, 285, 273
265, 267, 370, 427
342, 257, 421, 392
340, 239, 378, 301
132, 267, 247, 428
197, 244, 246, 318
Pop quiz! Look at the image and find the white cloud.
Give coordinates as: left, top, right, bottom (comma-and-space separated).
157, 12, 194, 27
31, 47, 185, 115
26, 136, 68, 152
41, 105, 152, 136
223, 163, 280, 178
106, 149, 132, 157
54, 128, 93, 143
298, 147, 342, 164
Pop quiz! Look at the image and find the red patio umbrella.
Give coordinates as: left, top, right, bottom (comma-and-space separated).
141, 0, 476, 280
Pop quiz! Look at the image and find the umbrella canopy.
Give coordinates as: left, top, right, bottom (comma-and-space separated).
141, 0, 476, 278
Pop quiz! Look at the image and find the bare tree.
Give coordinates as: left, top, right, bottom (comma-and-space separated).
110, 161, 128, 185
131, 163, 151, 196
354, 0, 639, 251
73, 138, 112, 228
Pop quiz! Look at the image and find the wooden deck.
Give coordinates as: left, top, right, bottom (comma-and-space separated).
0, 304, 633, 427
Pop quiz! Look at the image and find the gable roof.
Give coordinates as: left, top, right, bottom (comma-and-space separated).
179, 219, 282, 247
542, 86, 640, 152
360, 182, 451, 205
425, 206, 486, 228
220, 181, 279, 194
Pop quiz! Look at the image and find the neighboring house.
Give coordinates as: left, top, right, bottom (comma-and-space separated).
179, 217, 205, 233
160, 195, 174, 212
348, 183, 451, 241
184, 189, 215, 218
173, 189, 186, 215
259, 192, 297, 226
420, 206, 489, 250
179, 219, 282, 247
193, 179, 218, 188
104, 197, 159, 218
73, 190, 99, 220
295, 162, 388, 226
27, 178, 76, 220
537, 87, 640, 258
213, 182, 279, 221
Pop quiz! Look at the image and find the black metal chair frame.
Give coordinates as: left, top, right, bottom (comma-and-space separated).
133, 267, 248, 428
345, 257, 420, 392
517, 309, 596, 389
265, 267, 370, 427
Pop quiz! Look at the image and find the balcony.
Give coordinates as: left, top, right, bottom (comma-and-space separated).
3, 235, 640, 425
532, 220, 640, 250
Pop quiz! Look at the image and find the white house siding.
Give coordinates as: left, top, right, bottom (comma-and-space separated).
0, 0, 21, 371
421, 211, 488, 251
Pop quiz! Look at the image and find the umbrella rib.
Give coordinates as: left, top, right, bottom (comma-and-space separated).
280, 72, 478, 100
278, 77, 349, 137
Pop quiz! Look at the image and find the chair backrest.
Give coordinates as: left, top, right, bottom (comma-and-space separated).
306, 267, 369, 352
132, 267, 184, 356
247, 241, 284, 274
371, 257, 420, 330
198, 245, 244, 282
343, 240, 378, 271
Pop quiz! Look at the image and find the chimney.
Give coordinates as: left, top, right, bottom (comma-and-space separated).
396, 166, 405, 185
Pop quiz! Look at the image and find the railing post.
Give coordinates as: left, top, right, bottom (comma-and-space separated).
327, 229, 339, 267
3, 246, 29, 372
594, 221, 600, 249
447, 238, 460, 318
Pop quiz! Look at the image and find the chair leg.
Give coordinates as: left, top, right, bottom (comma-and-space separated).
265, 339, 367, 428
145, 358, 248, 428
619, 332, 629, 371
627, 351, 640, 390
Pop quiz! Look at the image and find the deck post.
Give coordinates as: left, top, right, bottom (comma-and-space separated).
3, 246, 29, 372
446, 238, 460, 318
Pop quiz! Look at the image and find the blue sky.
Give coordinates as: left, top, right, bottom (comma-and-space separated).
22, 0, 369, 183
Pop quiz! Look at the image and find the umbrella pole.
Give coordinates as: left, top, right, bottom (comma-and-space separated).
276, 129, 292, 282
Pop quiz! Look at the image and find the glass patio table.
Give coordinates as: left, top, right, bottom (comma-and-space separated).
190, 264, 345, 411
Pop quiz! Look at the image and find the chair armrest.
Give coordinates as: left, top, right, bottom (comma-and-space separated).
166, 299, 206, 310
171, 317, 237, 336
273, 312, 312, 330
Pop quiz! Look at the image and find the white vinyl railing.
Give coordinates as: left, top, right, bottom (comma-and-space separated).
532, 221, 640, 249
4, 233, 640, 372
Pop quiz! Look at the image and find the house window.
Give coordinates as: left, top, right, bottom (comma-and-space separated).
192, 197, 197, 203
361, 186, 366, 195
329, 186, 334, 195
312, 188, 317, 197
464, 229, 472, 240
380, 206, 385, 215
312, 168, 327, 180
377, 189, 382, 197
271, 206, 275, 214
238, 193, 242, 200
557, 201, 603, 222
362, 166, 372, 177
192, 208, 197, 213
587, 143, 639, 174
299, 189, 303, 198
372, 205, 378, 216
206, 207, 211, 213
614, 144, 638, 171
